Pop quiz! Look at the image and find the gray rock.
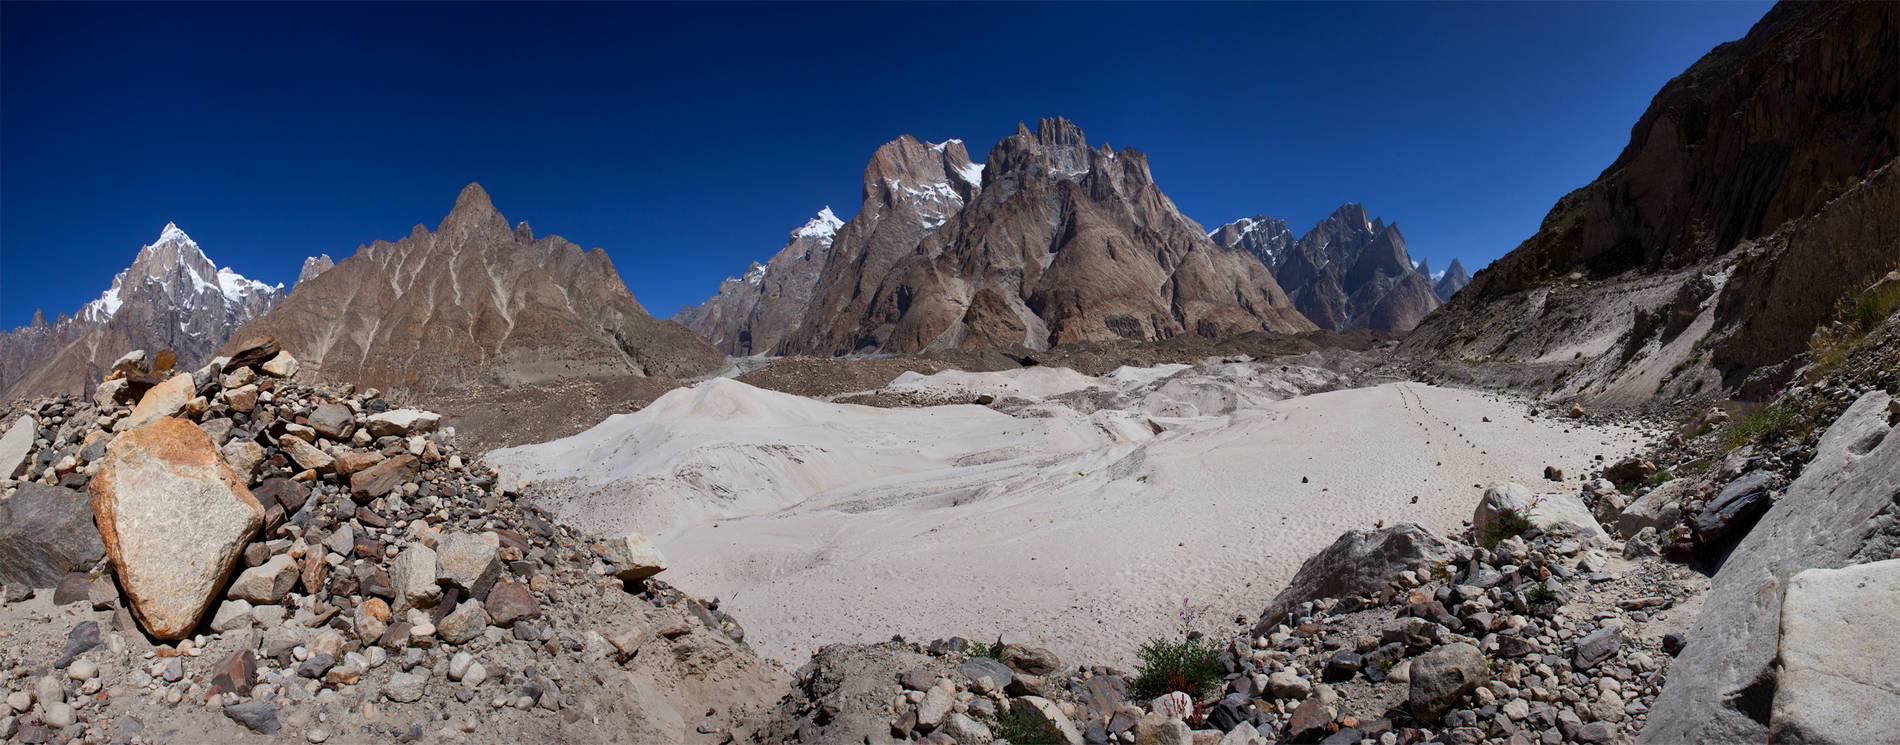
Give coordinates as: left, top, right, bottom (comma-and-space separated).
1690, 470, 1780, 546
281, 437, 334, 473
434, 533, 500, 598
1643, 392, 1900, 745
1769, 559, 1900, 744
1254, 523, 1456, 633
1573, 624, 1623, 670
306, 404, 355, 440
53, 621, 101, 670
436, 600, 486, 645
1009, 696, 1084, 745
228, 554, 297, 604
209, 599, 254, 633
1408, 642, 1488, 723
1622, 527, 1662, 559
1618, 479, 1686, 538
389, 545, 441, 614
224, 701, 279, 733
939, 712, 993, 745
917, 685, 953, 729
382, 671, 427, 703
365, 409, 440, 438
959, 657, 1013, 692
0, 414, 35, 480
1475, 483, 1606, 543
0, 483, 105, 589
601, 533, 667, 581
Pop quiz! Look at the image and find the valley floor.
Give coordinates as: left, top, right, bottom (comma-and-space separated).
491, 363, 1653, 666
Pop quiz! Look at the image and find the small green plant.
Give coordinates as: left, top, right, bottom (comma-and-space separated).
1723, 395, 1818, 451
1526, 582, 1560, 606
1647, 468, 1673, 487
1471, 505, 1535, 550
986, 706, 1060, 745
966, 640, 1010, 664
1131, 599, 1227, 699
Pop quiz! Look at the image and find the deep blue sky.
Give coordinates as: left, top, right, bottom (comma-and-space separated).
1, 1, 1775, 329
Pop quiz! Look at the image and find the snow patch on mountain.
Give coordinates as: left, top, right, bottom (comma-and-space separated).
795, 207, 844, 241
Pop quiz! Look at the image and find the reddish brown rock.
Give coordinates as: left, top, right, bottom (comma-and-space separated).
90, 417, 264, 640
484, 580, 540, 626
207, 650, 257, 697
349, 454, 417, 502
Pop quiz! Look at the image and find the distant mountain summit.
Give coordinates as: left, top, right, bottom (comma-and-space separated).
674, 208, 843, 356
1210, 203, 1443, 333
0, 223, 283, 401
226, 182, 724, 391
681, 118, 1314, 354
1433, 258, 1470, 302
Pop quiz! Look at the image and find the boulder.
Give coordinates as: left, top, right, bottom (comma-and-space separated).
111, 349, 148, 376
281, 437, 334, 474
366, 409, 441, 438
1617, 479, 1687, 537
90, 418, 264, 640
1688, 471, 1779, 547
1254, 523, 1456, 633
1770, 559, 1900, 744
484, 580, 539, 625
388, 545, 441, 614
0, 414, 36, 479
1602, 457, 1657, 486
350, 454, 417, 502
116, 374, 194, 432
221, 440, 265, 480
1643, 392, 1899, 745
1408, 642, 1488, 723
602, 533, 668, 581
221, 338, 280, 373
436, 600, 487, 644
227, 554, 297, 604
259, 351, 298, 378
93, 378, 130, 407
0, 483, 105, 589
225, 384, 259, 413
1475, 483, 1605, 542
307, 404, 354, 440
1010, 696, 1085, 745
435, 533, 501, 598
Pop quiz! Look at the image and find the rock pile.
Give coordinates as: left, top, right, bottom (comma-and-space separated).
0, 342, 787, 743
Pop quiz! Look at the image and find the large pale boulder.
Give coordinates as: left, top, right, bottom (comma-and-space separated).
1643, 392, 1899, 744
1409, 642, 1489, 723
365, 409, 440, 438
90, 418, 264, 639
0, 483, 106, 588
603, 533, 668, 581
0, 414, 35, 479
259, 351, 298, 378
1253, 523, 1456, 634
435, 533, 500, 598
1617, 479, 1687, 538
281, 437, 334, 473
1770, 560, 1900, 744
1009, 696, 1085, 745
1475, 483, 1606, 542
116, 374, 195, 432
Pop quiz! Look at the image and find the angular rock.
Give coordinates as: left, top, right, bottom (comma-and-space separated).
1769, 559, 1900, 744
484, 580, 539, 625
0, 483, 106, 589
1408, 642, 1488, 723
435, 533, 501, 598
1010, 696, 1085, 745
307, 404, 354, 440
1618, 478, 1686, 538
350, 454, 417, 502
383, 671, 426, 702
436, 600, 486, 645
366, 409, 440, 438
1689, 470, 1778, 547
959, 657, 1014, 692
1573, 625, 1623, 670
251, 477, 309, 517
0, 414, 34, 479
281, 437, 334, 473
228, 554, 297, 604
224, 701, 279, 734
259, 351, 298, 378
602, 533, 668, 581
220, 440, 265, 481
1602, 457, 1657, 486
53, 621, 101, 668
225, 384, 259, 413
117, 374, 194, 431
388, 545, 441, 614
1475, 482, 1606, 542
207, 650, 257, 697
940, 712, 993, 745
90, 417, 263, 639
1255, 523, 1455, 633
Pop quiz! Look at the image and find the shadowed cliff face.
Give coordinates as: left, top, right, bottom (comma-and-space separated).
223, 183, 725, 391
694, 119, 1314, 356
1404, 0, 1899, 400
1214, 204, 1445, 333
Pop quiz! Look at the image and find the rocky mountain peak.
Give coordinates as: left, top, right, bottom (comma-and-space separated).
796, 207, 844, 241
295, 254, 334, 288
437, 181, 509, 238
1433, 257, 1471, 301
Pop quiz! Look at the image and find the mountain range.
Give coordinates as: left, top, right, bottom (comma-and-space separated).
0, 223, 282, 401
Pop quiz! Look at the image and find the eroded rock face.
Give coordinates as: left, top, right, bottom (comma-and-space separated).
219, 183, 724, 392
1771, 559, 1900, 744
1642, 391, 1899, 744
1253, 523, 1458, 634
90, 417, 263, 639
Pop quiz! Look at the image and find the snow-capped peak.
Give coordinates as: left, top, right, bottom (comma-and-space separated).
156, 221, 191, 246
78, 223, 281, 323
796, 207, 845, 241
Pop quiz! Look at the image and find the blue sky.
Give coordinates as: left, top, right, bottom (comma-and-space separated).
0, 1, 1774, 328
